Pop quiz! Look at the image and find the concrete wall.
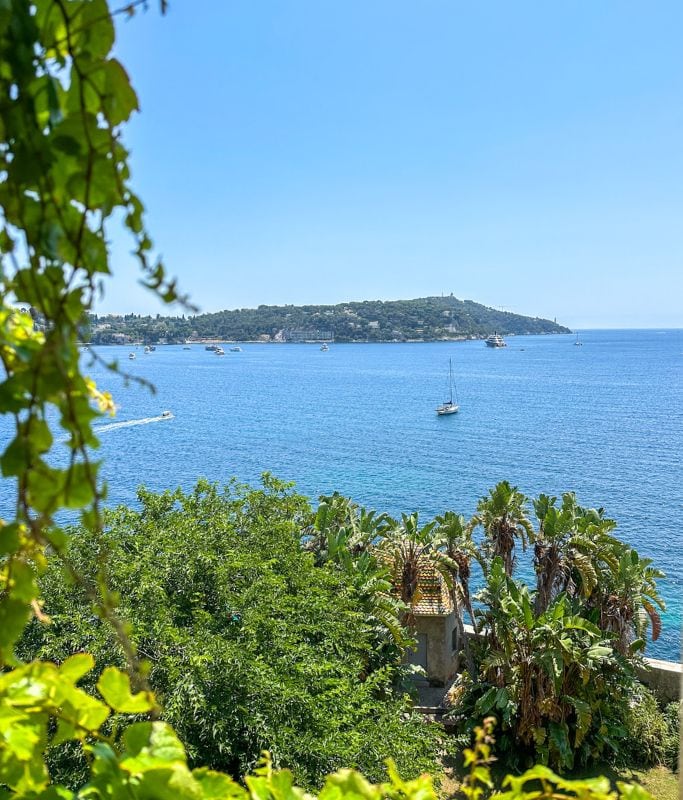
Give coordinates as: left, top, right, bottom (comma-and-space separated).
637, 658, 682, 703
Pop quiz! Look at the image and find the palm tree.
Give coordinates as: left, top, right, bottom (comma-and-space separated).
472, 480, 533, 577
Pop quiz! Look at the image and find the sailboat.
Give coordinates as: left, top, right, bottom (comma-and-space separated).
574, 333, 583, 346
436, 358, 459, 415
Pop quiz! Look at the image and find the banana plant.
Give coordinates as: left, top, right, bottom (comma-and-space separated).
532, 494, 620, 615
303, 493, 391, 566
475, 559, 619, 770
472, 481, 534, 577
592, 547, 666, 656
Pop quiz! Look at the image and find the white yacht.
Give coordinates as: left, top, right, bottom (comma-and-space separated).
230, 346, 242, 352
215, 347, 225, 355
128, 352, 136, 360
320, 343, 329, 351
485, 332, 506, 348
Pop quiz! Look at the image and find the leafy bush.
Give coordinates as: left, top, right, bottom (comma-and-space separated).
662, 701, 681, 771
616, 687, 678, 770
19, 478, 443, 787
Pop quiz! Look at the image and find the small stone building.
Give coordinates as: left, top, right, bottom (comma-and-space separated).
404, 563, 459, 685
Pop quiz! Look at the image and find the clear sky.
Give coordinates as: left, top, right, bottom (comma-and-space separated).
104, 1, 683, 328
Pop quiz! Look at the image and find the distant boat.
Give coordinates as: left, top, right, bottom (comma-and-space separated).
149, 345, 156, 351
230, 346, 242, 352
320, 343, 329, 351
144, 346, 150, 354
183, 346, 191, 350
485, 332, 506, 348
128, 352, 136, 360
161, 410, 173, 419
436, 358, 459, 416
205, 345, 217, 351
574, 333, 583, 346
215, 347, 225, 355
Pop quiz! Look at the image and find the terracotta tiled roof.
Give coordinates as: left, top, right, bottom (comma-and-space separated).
410, 561, 453, 616
376, 546, 454, 616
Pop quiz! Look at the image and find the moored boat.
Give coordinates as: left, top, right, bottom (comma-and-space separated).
436, 358, 459, 415
485, 332, 506, 348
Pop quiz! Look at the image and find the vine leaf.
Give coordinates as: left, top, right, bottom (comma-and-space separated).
97, 666, 155, 713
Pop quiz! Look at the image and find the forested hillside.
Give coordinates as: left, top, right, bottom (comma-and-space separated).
88, 295, 570, 343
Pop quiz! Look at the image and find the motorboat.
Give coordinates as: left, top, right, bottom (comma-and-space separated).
485, 332, 506, 348
144, 346, 150, 354
230, 346, 242, 352
128, 352, 136, 360
161, 410, 173, 419
320, 343, 329, 351
436, 358, 459, 415
215, 347, 225, 355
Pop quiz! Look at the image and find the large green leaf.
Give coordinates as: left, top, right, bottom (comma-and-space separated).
97, 668, 155, 714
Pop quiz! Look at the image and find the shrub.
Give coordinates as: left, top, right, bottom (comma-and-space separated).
662, 700, 681, 771
19, 479, 444, 788
617, 686, 677, 769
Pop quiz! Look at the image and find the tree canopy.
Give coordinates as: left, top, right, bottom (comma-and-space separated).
20, 477, 443, 787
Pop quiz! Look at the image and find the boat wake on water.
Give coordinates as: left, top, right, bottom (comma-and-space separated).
94, 412, 173, 433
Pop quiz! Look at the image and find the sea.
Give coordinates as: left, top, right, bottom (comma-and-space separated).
2, 330, 681, 660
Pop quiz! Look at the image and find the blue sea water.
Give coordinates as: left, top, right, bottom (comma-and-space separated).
1, 330, 681, 660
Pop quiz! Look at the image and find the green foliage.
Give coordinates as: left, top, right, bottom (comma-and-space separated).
459, 559, 632, 771
661, 701, 681, 771
19, 478, 444, 788
447, 482, 667, 773
0, 0, 182, 664
460, 719, 655, 800
615, 688, 680, 772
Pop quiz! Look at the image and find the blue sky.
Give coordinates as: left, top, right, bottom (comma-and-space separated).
105, 1, 682, 328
